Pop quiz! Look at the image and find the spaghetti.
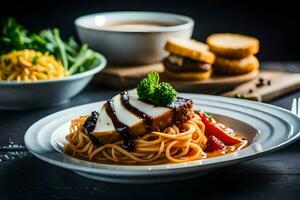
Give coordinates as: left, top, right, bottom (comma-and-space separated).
64, 115, 209, 164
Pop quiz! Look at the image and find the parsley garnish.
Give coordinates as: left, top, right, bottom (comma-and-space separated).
137, 72, 177, 105
32, 55, 39, 65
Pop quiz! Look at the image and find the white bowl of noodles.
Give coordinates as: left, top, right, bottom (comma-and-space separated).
0, 18, 107, 109
0, 52, 106, 109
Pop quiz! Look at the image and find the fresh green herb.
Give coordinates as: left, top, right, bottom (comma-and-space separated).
200, 112, 216, 123
32, 55, 39, 65
43, 68, 50, 74
0, 18, 102, 75
205, 112, 216, 123
137, 72, 159, 101
137, 72, 177, 105
151, 82, 177, 105
0, 18, 32, 54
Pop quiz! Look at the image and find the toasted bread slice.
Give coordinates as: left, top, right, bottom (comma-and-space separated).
165, 38, 215, 64
207, 33, 259, 58
213, 55, 259, 75
164, 68, 212, 81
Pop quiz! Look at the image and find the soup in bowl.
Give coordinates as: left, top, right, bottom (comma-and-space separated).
75, 12, 194, 65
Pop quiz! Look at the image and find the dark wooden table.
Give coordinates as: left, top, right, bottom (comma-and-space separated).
1, 63, 300, 200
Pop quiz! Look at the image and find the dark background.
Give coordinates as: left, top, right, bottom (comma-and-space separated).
1, 0, 300, 61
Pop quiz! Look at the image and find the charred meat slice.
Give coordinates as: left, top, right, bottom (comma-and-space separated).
90, 91, 194, 144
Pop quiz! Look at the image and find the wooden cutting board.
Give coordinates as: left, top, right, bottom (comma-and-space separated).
94, 64, 300, 102
94, 63, 259, 93
222, 70, 300, 102
94, 63, 164, 89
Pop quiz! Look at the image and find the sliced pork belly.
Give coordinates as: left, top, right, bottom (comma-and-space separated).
92, 90, 194, 144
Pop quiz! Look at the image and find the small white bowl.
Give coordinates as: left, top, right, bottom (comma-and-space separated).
75, 11, 194, 65
0, 54, 106, 110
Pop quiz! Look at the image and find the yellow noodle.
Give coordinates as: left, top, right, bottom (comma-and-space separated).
0, 49, 68, 81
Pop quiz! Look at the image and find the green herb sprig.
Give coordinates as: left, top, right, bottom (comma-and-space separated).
137, 72, 177, 105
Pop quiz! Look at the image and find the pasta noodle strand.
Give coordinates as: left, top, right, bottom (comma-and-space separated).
64, 115, 208, 164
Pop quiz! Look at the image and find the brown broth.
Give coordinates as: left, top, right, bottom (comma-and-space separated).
101, 21, 176, 30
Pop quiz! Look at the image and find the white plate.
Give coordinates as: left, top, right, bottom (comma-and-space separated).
24, 94, 300, 183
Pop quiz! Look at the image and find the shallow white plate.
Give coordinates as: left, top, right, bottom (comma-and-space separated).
24, 94, 300, 183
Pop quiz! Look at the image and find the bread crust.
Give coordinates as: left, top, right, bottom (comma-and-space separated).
207, 33, 259, 58
213, 55, 259, 75
165, 38, 215, 64
164, 68, 212, 81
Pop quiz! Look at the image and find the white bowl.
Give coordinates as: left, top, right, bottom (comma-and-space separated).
75, 11, 194, 65
0, 54, 106, 110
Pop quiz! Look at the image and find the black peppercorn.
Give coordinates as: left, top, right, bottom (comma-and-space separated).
259, 77, 264, 83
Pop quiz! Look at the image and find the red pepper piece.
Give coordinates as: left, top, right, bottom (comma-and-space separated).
199, 112, 241, 145
205, 135, 225, 152
186, 148, 196, 156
